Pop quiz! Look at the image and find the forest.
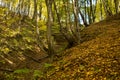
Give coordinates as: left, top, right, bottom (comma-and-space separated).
0, 0, 120, 80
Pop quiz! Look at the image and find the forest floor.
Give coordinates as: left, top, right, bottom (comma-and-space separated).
40, 14, 120, 80
0, 7, 120, 80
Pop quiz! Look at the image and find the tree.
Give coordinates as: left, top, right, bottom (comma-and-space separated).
32, 0, 37, 20
78, 0, 88, 26
72, 0, 81, 44
53, 0, 76, 48
102, 0, 113, 17
0, 0, 119, 57
114, 0, 119, 14
45, 0, 55, 61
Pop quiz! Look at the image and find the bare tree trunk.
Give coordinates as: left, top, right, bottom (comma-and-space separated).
67, 0, 78, 45
100, 0, 103, 20
84, 1, 87, 24
32, 0, 37, 20
89, 0, 93, 23
45, 0, 55, 62
27, 0, 30, 16
87, 0, 91, 24
93, 0, 97, 22
72, 0, 81, 44
78, 7, 88, 27
39, 2, 42, 20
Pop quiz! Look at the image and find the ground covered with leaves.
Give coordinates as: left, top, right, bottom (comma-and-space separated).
40, 15, 120, 80
0, 6, 120, 80
0, 7, 48, 80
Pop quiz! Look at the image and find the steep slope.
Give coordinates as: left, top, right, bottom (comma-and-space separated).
41, 14, 120, 80
0, 7, 48, 80
0, 6, 120, 80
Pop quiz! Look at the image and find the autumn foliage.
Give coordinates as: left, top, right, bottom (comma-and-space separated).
40, 15, 120, 80
0, 6, 120, 79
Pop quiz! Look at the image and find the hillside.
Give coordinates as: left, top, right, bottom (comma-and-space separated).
40, 14, 120, 80
0, 7, 49, 80
0, 6, 120, 80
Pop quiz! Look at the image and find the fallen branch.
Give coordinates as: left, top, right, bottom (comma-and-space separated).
0, 68, 14, 72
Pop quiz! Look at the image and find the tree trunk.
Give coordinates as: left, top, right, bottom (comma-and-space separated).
102, 0, 112, 17
32, 0, 37, 20
100, 0, 103, 20
53, 0, 75, 48
87, 0, 91, 24
90, 0, 93, 23
78, 7, 88, 27
39, 2, 42, 20
27, 0, 30, 16
72, 0, 81, 44
114, 0, 119, 14
45, 0, 55, 62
